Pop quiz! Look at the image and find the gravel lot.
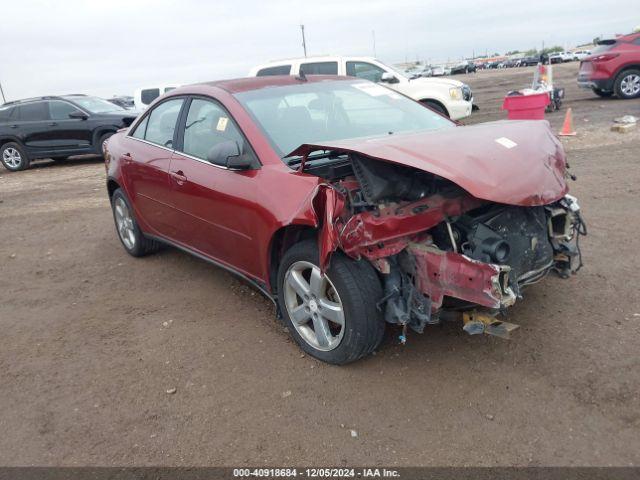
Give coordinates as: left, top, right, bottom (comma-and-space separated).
1, 62, 639, 467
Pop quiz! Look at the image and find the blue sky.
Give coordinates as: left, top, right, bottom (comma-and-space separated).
0, 0, 635, 100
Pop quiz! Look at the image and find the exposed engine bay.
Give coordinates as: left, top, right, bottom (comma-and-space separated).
300, 151, 586, 340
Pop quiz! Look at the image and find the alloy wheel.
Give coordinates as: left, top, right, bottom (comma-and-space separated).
620, 74, 640, 97
2, 147, 22, 169
114, 197, 136, 250
283, 261, 345, 351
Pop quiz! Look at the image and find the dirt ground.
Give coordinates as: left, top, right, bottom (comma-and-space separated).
1, 62, 639, 467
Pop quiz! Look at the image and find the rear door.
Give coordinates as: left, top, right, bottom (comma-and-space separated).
298, 61, 338, 75
11, 101, 55, 153
166, 96, 263, 278
120, 97, 186, 238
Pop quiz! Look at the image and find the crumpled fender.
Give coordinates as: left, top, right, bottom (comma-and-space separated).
309, 184, 345, 271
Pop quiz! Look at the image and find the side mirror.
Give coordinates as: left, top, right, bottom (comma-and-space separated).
380, 72, 398, 84
69, 111, 88, 120
207, 140, 254, 170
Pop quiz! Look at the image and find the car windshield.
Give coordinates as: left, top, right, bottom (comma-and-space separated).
234, 79, 454, 159
68, 96, 125, 113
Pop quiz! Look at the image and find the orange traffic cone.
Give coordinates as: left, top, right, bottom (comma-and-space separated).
558, 108, 576, 136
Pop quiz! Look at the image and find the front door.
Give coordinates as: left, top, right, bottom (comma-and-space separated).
166, 97, 263, 279
46, 100, 92, 151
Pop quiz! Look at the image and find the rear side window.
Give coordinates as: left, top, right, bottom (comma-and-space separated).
142, 98, 184, 148
0, 105, 15, 122
17, 102, 49, 121
256, 65, 291, 76
633, 37, 640, 46
131, 116, 149, 140
591, 40, 617, 55
300, 62, 338, 75
141, 88, 160, 105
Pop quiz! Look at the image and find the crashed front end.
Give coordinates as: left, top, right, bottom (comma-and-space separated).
292, 122, 586, 340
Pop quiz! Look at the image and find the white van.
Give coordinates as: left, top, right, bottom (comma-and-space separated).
133, 84, 180, 111
249, 56, 474, 120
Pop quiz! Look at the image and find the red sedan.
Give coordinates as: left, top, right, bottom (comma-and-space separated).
104, 75, 585, 364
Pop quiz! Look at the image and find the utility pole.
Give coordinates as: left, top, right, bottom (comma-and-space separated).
0, 80, 6, 104
300, 24, 307, 57
372, 30, 376, 58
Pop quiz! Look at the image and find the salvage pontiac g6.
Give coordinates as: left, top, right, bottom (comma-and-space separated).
104, 75, 586, 364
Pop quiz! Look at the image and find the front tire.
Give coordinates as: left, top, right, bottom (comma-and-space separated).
614, 69, 640, 99
111, 188, 160, 257
1, 142, 30, 171
277, 240, 385, 365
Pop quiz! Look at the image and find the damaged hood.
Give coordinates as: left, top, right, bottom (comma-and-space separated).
289, 120, 569, 206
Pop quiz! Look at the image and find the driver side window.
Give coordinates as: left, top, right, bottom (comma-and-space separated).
182, 98, 248, 165
143, 98, 184, 148
346, 61, 386, 83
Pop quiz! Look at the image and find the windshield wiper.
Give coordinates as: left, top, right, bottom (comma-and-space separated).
284, 150, 345, 168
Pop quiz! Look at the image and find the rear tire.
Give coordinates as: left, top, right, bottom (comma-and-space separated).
277, 240, 385, 365
0, 142, 30, 171
111, 188, 161, 257
614, 69, 640, 99
592, 88, 613, 98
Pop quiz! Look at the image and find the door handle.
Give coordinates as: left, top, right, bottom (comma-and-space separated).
9, 124, 18, 129
121, 152, 132, 161
48, 122, 57, 126
170, 170, 187, 184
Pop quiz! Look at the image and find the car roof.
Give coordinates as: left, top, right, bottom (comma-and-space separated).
189, 75, 353, 94
1, 94, 89, 107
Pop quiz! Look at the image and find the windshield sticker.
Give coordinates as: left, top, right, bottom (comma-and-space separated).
353, 83, 393, 97
216, 117, 229, 131
495, 137, 517, 149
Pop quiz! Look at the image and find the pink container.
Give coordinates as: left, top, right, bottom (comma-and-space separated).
502, 92, 550, 120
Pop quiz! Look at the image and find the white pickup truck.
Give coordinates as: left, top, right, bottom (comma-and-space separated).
249, 56, 474, 120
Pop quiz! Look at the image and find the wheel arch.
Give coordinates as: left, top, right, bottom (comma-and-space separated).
106, 177, 121, 200
614, 64, 640, 79
419, 98, 450, 117
0, 136, 25, 150
268, 224, 318, 294
92, 127, 118, 147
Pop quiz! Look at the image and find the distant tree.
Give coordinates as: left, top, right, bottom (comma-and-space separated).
541, 45, 563, 54
524, 48, 538, 56
593, 36, 601, 45
505, 50, 520, 55
493, 52, 500, 57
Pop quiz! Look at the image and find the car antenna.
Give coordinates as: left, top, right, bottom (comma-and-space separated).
295, 68, 307, 82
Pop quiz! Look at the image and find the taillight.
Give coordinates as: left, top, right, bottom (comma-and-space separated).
591, 53, 619, 62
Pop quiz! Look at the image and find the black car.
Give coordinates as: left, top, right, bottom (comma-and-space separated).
450, 62, 477, 74
0, 94, 138, 171
107, 95, 135, 110
519, 57, 539, 67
